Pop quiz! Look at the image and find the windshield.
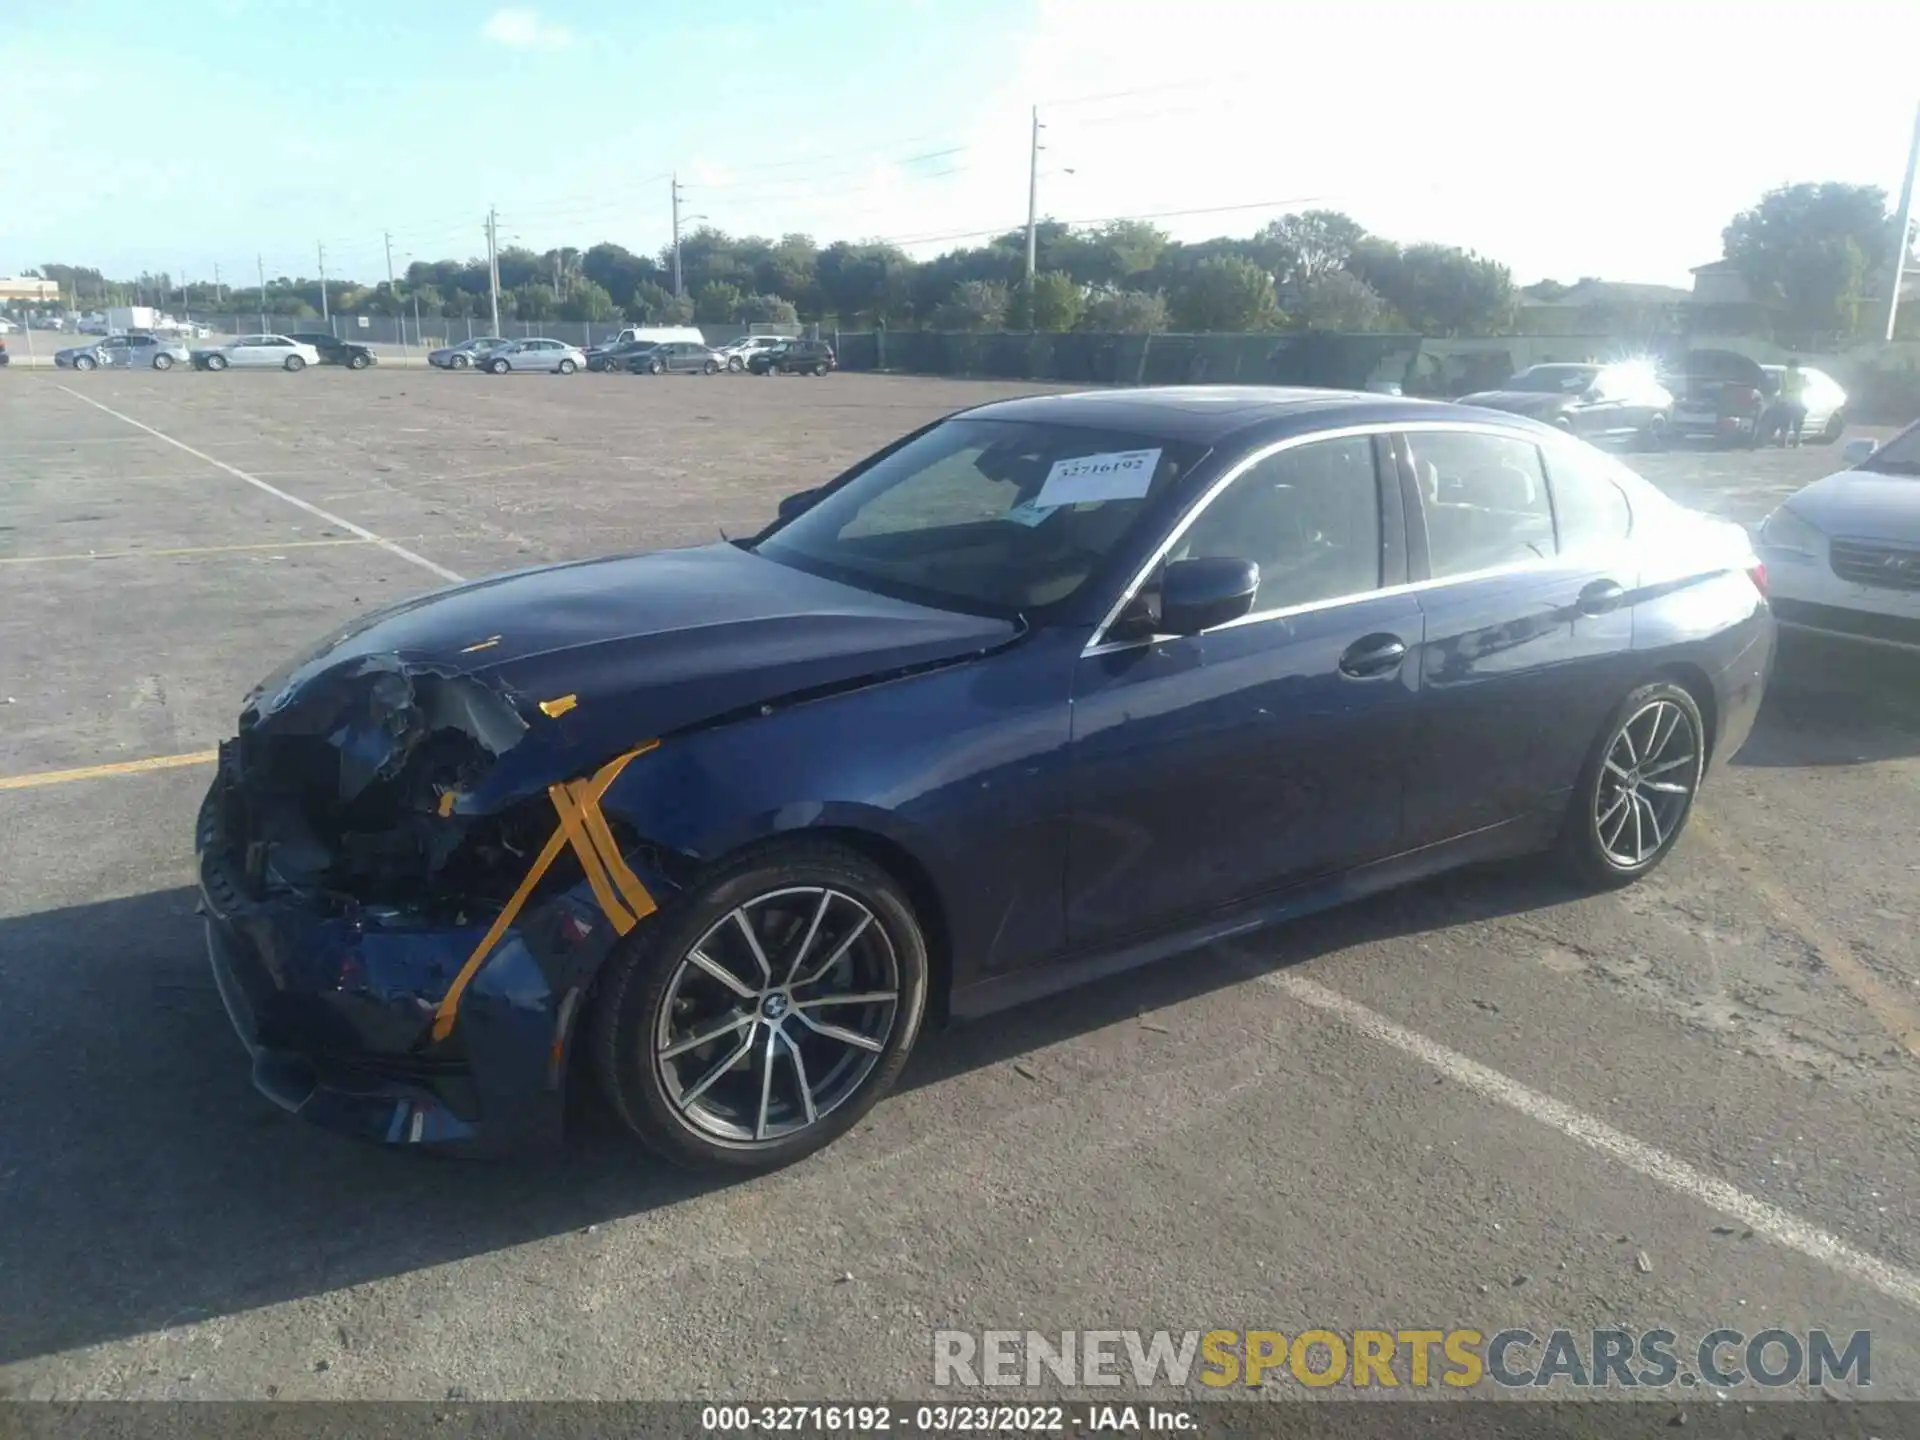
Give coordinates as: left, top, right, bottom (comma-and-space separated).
1859, 423, 1920, 476
754, 417, 1204, 617
1506, 365, 1597, 393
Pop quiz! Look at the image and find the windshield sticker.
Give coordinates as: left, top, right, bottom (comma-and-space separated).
1031, 448, 1162, 508
1002, 497, 1055, 527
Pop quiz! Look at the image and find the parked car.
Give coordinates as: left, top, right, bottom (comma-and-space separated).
428, 337, 509, 369
0, 339, 8, 366
483, 338, 586, 374
748, 339, 837, 375
599, 325, 708, 349
1756, 421, 1920, 652
1758, 364, 1847, 445
584, 339, 660, 373
191, 335, 323, 371
1659, 349, 1768, 447
57, 333, 193, 370
0, 318, 15, 334
288, 332, 377, 370
715, 335, 795, 372
1459, 363, 1672, 448
198, 388, 1770, 1168
626, 341, 723, 375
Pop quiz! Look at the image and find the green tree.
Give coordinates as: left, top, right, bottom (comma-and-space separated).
694, 281, 744, 323
1254, 210, 1367, 287
932, 279, 1010, 331
1723, 182, 1893, 337
630, 280, 692, 323
1289, 270, 1389, 331
1080, 288, 1170, 332
1008, 271, 1084, 330
558, 279, 620, 323
1170, 256, 1280, 331
513, 283, 556, 321
735, 292, 799, 325
1350, 240, 1513, 335
816, 240, 916, 322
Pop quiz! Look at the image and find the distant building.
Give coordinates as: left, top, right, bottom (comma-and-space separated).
0, 276, 60, 302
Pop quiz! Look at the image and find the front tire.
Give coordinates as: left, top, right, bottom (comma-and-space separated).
452, 353, 471, 369
73, 355, 97, 371
1637, 415, 1668, 451
591, 840, 930, 1173
284, 355, 305, 372
488, 357, 509, 374
152, 354, 174, 371
348, 352, 371, 370
703, 359, 719, 375
203, 354, 227, 371
647, 358, 665, 375
1559, 681, 1705, 889
728, 355, 745, 372
1819, 412, 1845, 444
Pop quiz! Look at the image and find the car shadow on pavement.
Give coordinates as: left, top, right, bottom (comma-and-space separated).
0, 858, 1575, 1370
1732, 640, 1920, 770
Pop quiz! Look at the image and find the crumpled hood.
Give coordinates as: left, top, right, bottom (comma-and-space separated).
1459, 390, 1568, 417
1786, 471, 1920, 543
241, 542, 1021, 811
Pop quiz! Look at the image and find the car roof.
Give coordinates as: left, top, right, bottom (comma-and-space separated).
953, 385, 1536, 447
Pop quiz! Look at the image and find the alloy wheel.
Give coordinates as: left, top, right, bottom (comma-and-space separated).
654, 886, 900, 1145
1592, 698, 1699, 869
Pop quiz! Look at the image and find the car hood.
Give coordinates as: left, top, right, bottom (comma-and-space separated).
1458, 390, 1569, 416
238, 542, 1021, 812
1787, 470, 1920, 543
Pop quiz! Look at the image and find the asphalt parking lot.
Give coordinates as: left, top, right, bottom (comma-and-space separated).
2, 367, 1917, 1406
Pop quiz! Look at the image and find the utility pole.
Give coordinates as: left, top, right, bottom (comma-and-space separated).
257, 253, 268, 333
1025, 105, 1042, 301
1883, 101, 1920, 343
385, 230, 405, 352
213, 260, 221, 307
317, 242, 330, 329
485, 207, 501, 335
672, 174, 685, 297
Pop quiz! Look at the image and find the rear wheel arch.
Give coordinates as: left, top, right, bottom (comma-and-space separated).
1651, 661, 1720, 769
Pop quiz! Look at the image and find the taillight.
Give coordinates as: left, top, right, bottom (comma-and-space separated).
1730, 385, 1760, 413
1748, 561, 1768, 597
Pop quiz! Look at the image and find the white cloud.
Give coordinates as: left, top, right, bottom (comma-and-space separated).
480, 8, 573, 51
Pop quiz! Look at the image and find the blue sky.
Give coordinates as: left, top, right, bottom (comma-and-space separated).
3, 0, 1916, 289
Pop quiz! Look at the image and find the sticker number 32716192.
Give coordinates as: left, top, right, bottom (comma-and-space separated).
1030, 448, 1163, 509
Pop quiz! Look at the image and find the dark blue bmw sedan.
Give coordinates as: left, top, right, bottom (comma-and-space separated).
198, 387, 1773, 1168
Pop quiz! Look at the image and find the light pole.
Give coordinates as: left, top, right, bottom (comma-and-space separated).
1883, 101, 1920, 343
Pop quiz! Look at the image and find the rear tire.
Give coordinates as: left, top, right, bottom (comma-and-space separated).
703, 359, 719, 375
648, 358, 665, 375
203, 354, 227, 371
284, 356, 305, 371
1558, 681, 1705, 890
728, 355, 745, 372
152, 354, 174, 371
1637, 415, 1668, 451
813, 362, 830, 377
558, 358, 577, 374
590, 839, 930, 1174
1819, 412, 1845, 444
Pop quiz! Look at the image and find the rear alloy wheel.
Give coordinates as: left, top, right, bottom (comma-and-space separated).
152, 354, 174, 371
558, 358, 577, 374
1560, 682, 1704, 889
283, 355, 305, 372
592, 841, 929, 1172
73, 355, 97, 371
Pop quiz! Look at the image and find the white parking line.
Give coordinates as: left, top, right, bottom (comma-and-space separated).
54, 387, 467, 586
1264, 970, 1920, 1312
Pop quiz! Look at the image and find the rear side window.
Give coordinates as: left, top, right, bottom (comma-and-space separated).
1543, 441, 1634, 552
1405, 430, 1555, 578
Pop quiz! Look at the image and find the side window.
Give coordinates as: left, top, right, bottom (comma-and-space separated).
1405, 430, 1555, 578
1544, 443, 1634, 553
1175, 436, 1382, 612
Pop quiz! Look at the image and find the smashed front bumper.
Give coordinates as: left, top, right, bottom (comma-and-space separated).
195, 752, 630, 1155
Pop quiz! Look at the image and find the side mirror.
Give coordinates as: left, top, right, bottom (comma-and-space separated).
777, 487, 822, 522
1843, 437, 1878, 467
1158, 557, 1260, 636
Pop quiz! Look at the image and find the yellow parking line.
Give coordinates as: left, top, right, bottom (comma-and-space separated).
0, 750, 218, 792
0, 538, 373, 565
1693, 813, 1920, 1063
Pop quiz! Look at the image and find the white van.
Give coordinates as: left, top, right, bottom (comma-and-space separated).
601, 326, 706, 348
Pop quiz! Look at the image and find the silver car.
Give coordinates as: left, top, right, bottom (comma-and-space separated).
481, 338, 585, 374
56, 333, 192, 370
428, 336, 509, 369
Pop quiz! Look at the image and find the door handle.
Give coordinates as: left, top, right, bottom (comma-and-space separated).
1338, 633, 1407, 679
1577, 579, 1626, 616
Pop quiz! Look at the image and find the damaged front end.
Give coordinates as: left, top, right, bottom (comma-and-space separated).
197, 653, 679, 1154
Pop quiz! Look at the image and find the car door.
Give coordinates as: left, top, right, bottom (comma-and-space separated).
98, 336, 131, 368
1065, 431, 1421, 949
1396, 425, 1639, 847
